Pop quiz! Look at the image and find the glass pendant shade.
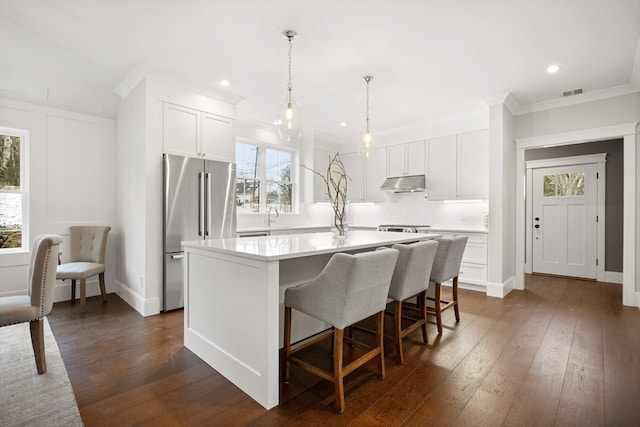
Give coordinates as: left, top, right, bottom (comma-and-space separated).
358, 75, 376, 157
358, 127, 377, 157
275, 96, 303, 141
275, 29, 302, 141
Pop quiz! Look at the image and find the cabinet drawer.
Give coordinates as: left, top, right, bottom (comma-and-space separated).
458, 262, 487, 284
462, 242, 487, 265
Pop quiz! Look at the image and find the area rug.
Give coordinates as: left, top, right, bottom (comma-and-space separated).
0, 318, 83, 426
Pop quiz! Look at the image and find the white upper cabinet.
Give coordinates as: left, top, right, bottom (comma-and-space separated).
427, 135, 457, 200
163, 102, 234, 162
365, 147, 387, 202
387, 140, 425, 177
312, 149, 332, 202
457, 129, 489, 199
341, 152, 365, 202
427, 129, 489, 200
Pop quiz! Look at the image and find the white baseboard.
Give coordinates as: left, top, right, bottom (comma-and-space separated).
603, 271, 623, 284
116, 280, 161, 317
486, 276, 515, 298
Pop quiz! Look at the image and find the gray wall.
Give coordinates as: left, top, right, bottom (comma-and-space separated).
525, 139, 623, 272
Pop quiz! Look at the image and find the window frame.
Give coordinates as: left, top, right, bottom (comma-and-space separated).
0, 126, 29, 253
235, 139, 298, 214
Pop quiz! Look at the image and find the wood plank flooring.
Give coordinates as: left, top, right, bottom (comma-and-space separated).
46, 275, 640, 426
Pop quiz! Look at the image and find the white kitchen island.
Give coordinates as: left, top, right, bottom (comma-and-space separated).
182, 230, 442, 409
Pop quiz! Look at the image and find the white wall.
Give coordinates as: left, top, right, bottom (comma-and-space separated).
0, 98, 117, 302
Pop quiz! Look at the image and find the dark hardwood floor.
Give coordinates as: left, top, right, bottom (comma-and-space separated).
47, 275, 640, 426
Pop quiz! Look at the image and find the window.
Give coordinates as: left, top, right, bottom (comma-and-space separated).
543, 172, 585, 197
0, 129, 26, 250
236, 141, 294, 214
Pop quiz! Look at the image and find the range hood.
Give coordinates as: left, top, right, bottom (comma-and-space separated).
380, 174, 426, 192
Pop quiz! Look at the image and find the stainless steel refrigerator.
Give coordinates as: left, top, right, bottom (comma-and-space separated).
163, 154, 236, 311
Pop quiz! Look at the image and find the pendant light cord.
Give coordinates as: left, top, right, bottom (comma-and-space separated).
287, 33, 294, 104
364, 76, 373, 132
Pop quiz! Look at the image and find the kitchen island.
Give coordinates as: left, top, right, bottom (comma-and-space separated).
182, 230, 442, 409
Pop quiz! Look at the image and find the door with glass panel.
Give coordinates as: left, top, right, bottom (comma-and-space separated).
532, 164, 597, 279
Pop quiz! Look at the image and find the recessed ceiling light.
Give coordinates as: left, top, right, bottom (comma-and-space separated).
546, 64, 560, 73
220, 80, 230, 87
339, 122, 347, 127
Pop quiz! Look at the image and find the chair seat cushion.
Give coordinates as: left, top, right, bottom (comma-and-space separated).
56, 262, 105, 280
0, 296, 41, 326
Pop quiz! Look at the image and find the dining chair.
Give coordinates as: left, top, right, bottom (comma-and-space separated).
0, 234, 63, 373
56, 225, 111, 313
283, 248, 399, 413
426, 236, 468, 334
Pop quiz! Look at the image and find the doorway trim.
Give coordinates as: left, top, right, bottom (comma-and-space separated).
525, 153, 606, 280
514, 122, 638, 307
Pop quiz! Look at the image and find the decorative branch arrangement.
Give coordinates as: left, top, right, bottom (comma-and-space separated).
304, 152, 350, 237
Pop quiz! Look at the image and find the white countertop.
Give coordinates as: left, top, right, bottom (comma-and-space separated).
236, 225, 377, 234
183, 230, 442, 262
418, 227, 488, 234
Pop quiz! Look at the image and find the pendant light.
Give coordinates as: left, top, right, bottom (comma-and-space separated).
358, 75, 377, 157
275, 30, 303, 141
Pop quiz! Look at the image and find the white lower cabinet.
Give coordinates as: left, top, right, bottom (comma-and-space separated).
431, 230, 488, 287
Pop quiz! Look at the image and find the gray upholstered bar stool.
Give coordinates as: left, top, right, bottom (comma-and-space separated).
426, 236, 468, 334
384, 240, 439, 364
283, 249, 399, 413
56, 225, 111, 313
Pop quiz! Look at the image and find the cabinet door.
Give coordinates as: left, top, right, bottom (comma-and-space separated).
341, 152, 364, 202
457, 129, 489, 199
366, 147, 387, 202
163, 103, 198, 157
427, 135, 457, 200
201, 112, 234, 162
406, 140, 425, 176
387, 144, 406, 177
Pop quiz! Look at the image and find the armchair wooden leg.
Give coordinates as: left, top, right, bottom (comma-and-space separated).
80, 278, 87, 313
376, 311, 386, 380
453, 276, 460, 322
99, 272, 107, 302
393, 300, 404, 365
420, 291, 428, 344
71, 279, 76, 303
434, 282, 443, 334
29, 319, 46, 374
333, 328, 345, 413
283, 306, 292, 383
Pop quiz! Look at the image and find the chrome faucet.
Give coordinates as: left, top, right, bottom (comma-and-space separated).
268, 206, 279, 227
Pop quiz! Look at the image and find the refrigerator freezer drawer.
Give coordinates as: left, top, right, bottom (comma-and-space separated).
164, 253, 184, 311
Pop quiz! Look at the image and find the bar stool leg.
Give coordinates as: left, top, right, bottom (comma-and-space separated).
283, 306, 292, 383
333, 328, 345, 413
453, 276, 460, 322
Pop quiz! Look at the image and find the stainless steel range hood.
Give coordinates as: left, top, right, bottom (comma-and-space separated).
380, 174, 426, 192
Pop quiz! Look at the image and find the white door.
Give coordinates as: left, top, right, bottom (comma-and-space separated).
532, 163, 598, 279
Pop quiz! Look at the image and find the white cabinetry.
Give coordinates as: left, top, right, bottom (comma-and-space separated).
163, 102, 234, 162
430, 230, 488, 287
312, 149, 332, 202
341, 152, 364, 202
365, 147, 387, 202
387, 140, 425, 177
427, 129, 488, 200
427, 135, 457, 199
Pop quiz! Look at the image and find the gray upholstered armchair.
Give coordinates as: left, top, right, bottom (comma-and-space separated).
0, 234, 63, 374
56, 225, 110, 313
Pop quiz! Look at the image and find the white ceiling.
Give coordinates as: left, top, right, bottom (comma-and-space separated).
1, 0, 639, 139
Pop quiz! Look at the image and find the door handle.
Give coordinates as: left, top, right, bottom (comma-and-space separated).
198, 172, 205, 236
171, 254, 185, 260
206, 173, 212, 236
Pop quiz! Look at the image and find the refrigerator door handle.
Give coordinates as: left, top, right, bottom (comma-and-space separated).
198, 172, 204, 236
171, 254, 185, 260
206, 172, 212, 236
